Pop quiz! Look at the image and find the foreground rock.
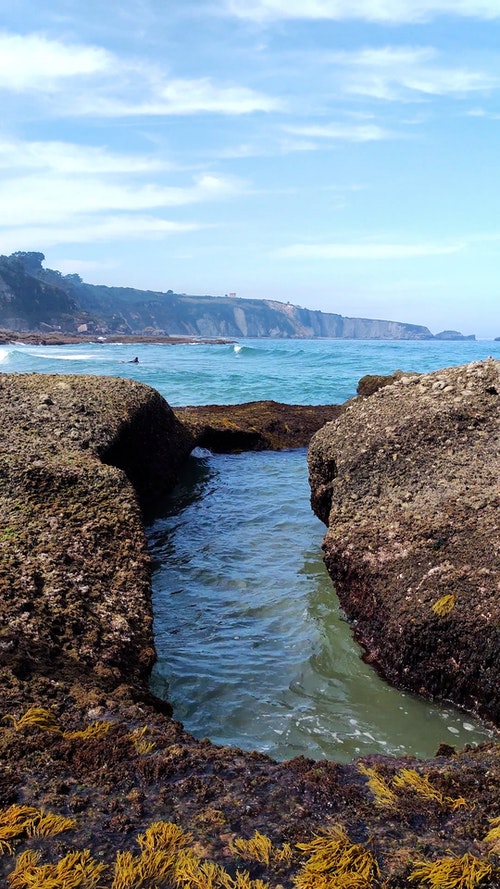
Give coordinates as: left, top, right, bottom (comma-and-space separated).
309, 359, 500, 724
0, 372, 499, 888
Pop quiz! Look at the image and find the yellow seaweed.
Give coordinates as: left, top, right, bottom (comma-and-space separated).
112, 848, 177, 889
392, 769, 466, 810
112, 821, 193, 888
484, 815, 500, 851
128, 726, 156, 756
63, 722, 112, 741
28, 811, 77, 837
295, 825, 379, 889
8, 848, 107, 888
0, 806, 46, 855
230, 831, 292, 867
409, 852, 492, 888
358, 764, 397, 808
230, 832, 273, 866
137, 820, 192, 854
3, 707, 62, 734
174, 850, 234, 889
0, 805, 76, 852
431, 594, 456, 617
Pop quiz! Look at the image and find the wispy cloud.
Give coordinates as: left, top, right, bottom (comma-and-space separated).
72, 77, 283, 117
274, 241, 464, 259
0, 31, 282, 117
226, 0, 500, 24
331, 46, 497, 100
0, 132, 246, 251
0, 216, 204, 253
0, 139, 173, 174
282, 122, 391, 141
0, 171, 245, 227
467, 107, 500, 120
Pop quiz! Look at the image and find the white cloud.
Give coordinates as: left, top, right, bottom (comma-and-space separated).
467, 107, 500, 120
283, 122, 391, 141
274, 241, 464, 259
226, 0, 500, 23
0, 216, 204, 253
0, 32, 110, 91
0, 139, 173, 174
0, 172, 246, 227
71, 77, 282, 117
0, 31, 281, 117
331, 46, 497, 100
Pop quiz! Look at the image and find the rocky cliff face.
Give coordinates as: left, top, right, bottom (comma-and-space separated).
0, 251, 444, 339
308, 358, 500, 723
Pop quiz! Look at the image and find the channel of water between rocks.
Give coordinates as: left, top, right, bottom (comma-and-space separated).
148, 447, 493, 764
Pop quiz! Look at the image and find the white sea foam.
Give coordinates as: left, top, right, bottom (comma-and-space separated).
0, 347, 10, 363
26, 351, 106, 361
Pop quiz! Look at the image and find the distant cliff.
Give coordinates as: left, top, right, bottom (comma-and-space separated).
0, 251, 473, 340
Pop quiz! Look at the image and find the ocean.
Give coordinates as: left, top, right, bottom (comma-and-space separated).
2, 336, 498, 762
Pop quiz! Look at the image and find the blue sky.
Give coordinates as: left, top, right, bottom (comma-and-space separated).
1, 1, 499, 337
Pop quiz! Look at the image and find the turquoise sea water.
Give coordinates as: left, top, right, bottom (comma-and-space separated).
2, 337, 498, 761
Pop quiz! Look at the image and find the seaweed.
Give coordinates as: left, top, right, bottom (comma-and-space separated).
392, 769, 466, 810
409, 852, 492, 888
128, 727, 156, 756
358, 765, 397, 808
483, 816, 500, 852
229, 831, 292, 866
3, 707, 62, 734
7, 848, 107, 888
431, 594, 456, 617
295, 824, 379, 889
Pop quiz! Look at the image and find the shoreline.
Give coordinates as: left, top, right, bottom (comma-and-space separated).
0, 329, 234, 346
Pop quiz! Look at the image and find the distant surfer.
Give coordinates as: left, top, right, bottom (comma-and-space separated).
118, 356, 139, 364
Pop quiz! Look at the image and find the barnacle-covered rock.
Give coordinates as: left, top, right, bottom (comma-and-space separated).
308, 358, 500, 724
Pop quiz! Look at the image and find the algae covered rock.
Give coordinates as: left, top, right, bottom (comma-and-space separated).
0, 373, 193, 699
308, 358, 500, 724
175, 400, 342, 452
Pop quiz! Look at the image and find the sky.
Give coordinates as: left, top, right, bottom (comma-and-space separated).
1, 1, 500, 337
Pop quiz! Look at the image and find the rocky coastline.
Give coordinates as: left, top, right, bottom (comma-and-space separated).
0, 367, 499, 888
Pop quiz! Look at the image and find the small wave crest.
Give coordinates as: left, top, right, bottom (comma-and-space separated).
0, 347, 11, 363
232, 344, 258, 356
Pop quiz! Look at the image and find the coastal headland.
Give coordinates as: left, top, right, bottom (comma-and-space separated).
0, 365, 499, 888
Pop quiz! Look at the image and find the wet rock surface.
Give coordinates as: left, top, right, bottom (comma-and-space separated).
309, 359, 500, 725
175, 401, 342, 452
0, 370, 499, 887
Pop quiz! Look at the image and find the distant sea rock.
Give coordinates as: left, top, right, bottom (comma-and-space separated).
0, 250, 465, 340
434, 329, 476, 340
308, 358, 500, 724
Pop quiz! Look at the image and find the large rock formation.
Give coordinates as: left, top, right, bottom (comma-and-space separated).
0, 373, 194, 703
0, 371, 498, 888
308, 359, 500, 724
